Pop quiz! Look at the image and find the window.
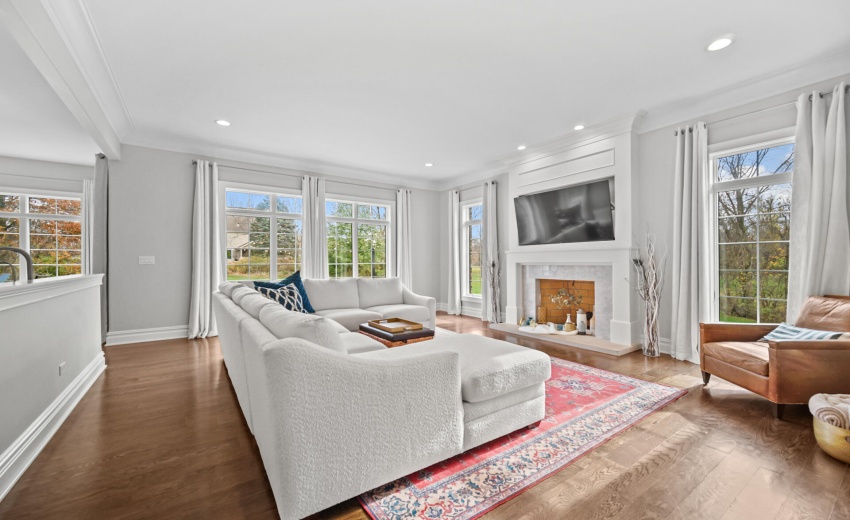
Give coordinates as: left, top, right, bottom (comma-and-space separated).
326, 199, 390, 278
0, 192, 83, 280
463, 202, 483, 296
711, 140, 793, 324
224, 188, 302, 281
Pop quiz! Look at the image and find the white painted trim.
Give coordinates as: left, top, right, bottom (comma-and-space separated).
105, 325, 191, 346
0, 274, 102, 313
125, 137, 444, 191
0, 351, 105, 501
0, 0, 122, 158
639, 49, 850, 133
437, 301, 482, 319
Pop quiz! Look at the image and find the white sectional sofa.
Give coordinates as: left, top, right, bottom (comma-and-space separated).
213, 281, 550, 520
303, 277, 436, 330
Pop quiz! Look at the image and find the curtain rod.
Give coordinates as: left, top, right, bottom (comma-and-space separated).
677, 85, 850, 134
192, 161, 403, 192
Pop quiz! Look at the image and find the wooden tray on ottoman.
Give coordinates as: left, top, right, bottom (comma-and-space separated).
367, 318, 423, 333
359, 322, 434, 348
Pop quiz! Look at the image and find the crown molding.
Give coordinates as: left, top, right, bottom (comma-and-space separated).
639, 48, 850, 134
0, 0, 123, 159
123, 134, 445, 192
44, 0, 135, 138
436, 112, 645, 192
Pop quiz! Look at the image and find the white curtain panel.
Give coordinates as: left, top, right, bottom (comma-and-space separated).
188, 160, 221, 339
82, 179, 94, 275
446, 190, 462, 315
669, 123, 709, 362
787, 83, 850, 321
481, 181, 501, 322
91, 155, 109, 341
395, 188, 413, 287
301, 175, 328, 279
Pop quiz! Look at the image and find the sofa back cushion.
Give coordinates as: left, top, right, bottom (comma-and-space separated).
218, 281, 241, 297
231, 285, 256, 305
795, 296, 850, 332
258, 305, 346, 353
239, 292, 278, 319
357, 277, 403, 308
303, 278, 359, 311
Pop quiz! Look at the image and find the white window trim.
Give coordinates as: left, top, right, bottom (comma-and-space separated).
0, 188, 83, 279
461, 199, 483, 301
325, 193, 393, 279
219, 181, 303, 281
706, 131, 794, 323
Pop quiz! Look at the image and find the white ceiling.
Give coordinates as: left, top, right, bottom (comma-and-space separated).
3, 0, 850, 182
0, 22, 99, 166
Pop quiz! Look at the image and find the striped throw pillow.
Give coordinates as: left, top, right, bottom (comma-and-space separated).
761, 322, 843, 341
256, 283, 308, 313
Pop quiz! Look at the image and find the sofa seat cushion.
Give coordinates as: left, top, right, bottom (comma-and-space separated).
315, 308, 383, 331
357, 277, 404, 308
364, 304, 431, 325
358, 334, 551, 402
463, 382, 545, 422
703, 341, 769, 377
339, 332, 386, 354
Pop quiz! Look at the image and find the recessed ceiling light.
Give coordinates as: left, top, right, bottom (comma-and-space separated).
574, 124, 585, 131
216, 120, 231, 126
424, 163, 434, 167
517, 145, 527, 151
707, 37, 734, 52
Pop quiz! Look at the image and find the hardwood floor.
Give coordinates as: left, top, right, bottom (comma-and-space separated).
1, 313, 847, 519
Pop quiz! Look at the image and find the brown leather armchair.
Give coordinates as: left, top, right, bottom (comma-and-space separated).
700, 295, 850, 419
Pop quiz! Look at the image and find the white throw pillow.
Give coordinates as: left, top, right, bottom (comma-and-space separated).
357, 277, 403, 308
259, 305, 346, 354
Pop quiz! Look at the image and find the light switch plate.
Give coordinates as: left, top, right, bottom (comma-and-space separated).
139, 256, 156, 265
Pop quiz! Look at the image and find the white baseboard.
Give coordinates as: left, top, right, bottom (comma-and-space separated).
0, 352, 106, 501
105, 325, 190, 346
437, 302, 483, 319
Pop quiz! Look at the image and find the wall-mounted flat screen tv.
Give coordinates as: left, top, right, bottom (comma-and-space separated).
514, 179, 614, 245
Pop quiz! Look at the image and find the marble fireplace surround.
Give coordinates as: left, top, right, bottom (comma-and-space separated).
505, 248, 637, 348
523, 265, 612, 340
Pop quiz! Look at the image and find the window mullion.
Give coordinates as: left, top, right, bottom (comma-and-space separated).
271, 215, 278, 281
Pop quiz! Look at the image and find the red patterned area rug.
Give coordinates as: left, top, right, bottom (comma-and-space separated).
359, 357, 686, 520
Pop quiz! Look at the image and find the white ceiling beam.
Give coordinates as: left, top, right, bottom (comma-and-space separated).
0, 0, 125, 159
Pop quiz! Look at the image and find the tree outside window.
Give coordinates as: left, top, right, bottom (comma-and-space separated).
714, 142, 793, 324
326, 199, 389, 278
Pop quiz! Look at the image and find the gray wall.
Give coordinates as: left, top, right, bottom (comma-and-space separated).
107, 144, 442, 334
636, 72, 850, 342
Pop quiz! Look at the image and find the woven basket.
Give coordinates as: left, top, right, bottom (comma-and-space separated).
813, 417, 850, 463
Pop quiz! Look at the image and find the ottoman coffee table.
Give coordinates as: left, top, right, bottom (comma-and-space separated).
359, 321, 435, 348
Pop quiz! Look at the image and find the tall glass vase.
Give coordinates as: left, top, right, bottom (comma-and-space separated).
643, 299, 660, 357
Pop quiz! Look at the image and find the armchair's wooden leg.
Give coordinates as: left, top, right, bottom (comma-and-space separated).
528, 420, 542, 429
771, 403, 786, 420
701, 371, 711, 385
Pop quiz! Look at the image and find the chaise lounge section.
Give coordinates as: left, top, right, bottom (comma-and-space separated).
213, 281, 550, 519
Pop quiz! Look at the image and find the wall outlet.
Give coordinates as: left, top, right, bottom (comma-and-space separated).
139, 256, 156, 265
59, 362, 66, 376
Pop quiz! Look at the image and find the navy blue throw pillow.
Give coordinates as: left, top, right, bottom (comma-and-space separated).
253, 271, 315, 313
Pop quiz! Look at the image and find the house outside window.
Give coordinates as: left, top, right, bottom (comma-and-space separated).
326, 198, 390, 278
710, 139, 793, 324
223, 187, 302, 281
462, 202, 483, 297
0, 192, 83, 280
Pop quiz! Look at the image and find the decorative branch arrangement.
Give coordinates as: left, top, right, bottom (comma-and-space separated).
487, 260, 501, 323
627, 233, 666, 357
